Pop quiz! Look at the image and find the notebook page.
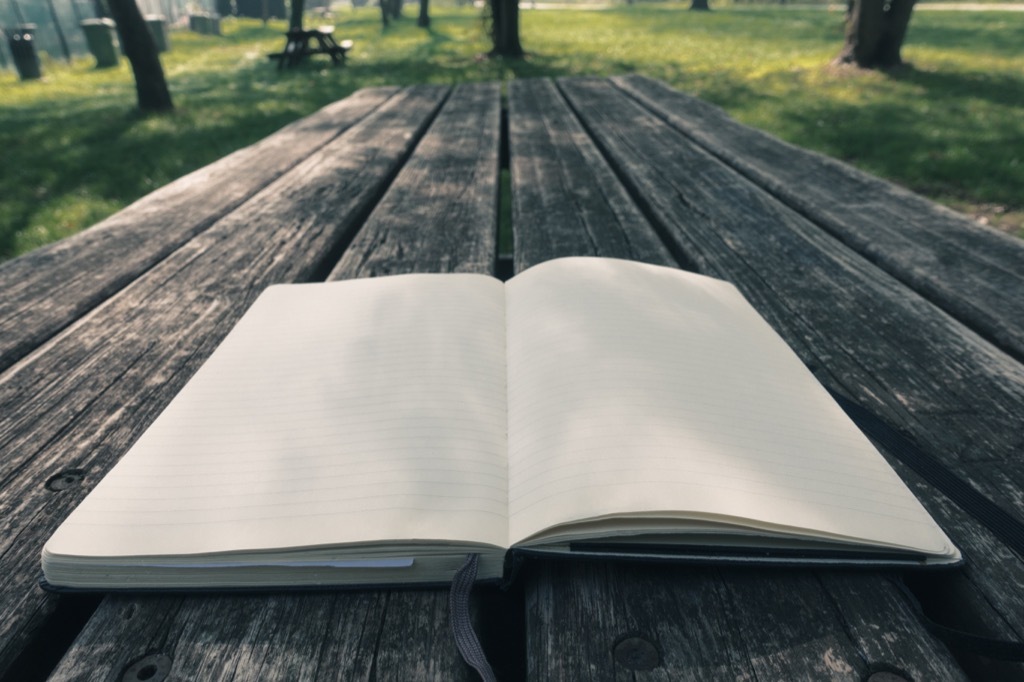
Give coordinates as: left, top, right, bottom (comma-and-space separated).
505, 258, 954, 557
46, 275, 510, 560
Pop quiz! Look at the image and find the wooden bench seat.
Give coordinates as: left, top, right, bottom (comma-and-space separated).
2, 77, 1022, 680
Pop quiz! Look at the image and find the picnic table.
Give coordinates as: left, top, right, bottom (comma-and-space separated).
2, 76, 1023, 680
268, 26, 353, 69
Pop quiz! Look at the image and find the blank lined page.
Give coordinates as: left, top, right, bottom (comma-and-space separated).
505, 258, 955, 557
46, 275, 510, 559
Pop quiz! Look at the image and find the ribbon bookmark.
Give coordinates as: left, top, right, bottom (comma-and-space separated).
449, 554, 497, 681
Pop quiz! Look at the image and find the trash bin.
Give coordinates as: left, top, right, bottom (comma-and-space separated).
144, 14, 169, 52
80, 18, 119, 68
189, 13, 221, 35
207, 13, 222, 35
7, 25, 41, 81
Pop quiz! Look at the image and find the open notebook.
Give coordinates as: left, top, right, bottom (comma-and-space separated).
41, 257, 960, 590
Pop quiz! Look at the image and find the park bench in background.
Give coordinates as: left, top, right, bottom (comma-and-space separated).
1, 77, 1022, 680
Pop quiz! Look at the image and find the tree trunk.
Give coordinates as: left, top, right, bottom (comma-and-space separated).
834, 0, 916, 69
380, 0, 400, 26
690, 0, 710, 10
106, 0, 173, 112
417, 0, 429, 28
487, 0, 523, 57
289, 0, 304, 30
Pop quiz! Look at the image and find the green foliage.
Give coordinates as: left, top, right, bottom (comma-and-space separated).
1, 6, 1021, 260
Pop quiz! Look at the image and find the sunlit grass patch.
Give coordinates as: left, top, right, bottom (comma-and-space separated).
1, 6, 1021, 260
14, 192, 124, 255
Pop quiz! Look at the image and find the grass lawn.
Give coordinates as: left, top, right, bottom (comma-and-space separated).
0, 5, 1021, 260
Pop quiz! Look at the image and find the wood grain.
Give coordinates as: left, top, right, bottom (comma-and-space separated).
509, 78, 967, 681
0, 87, 398, 374
0, 85, 450, 680
507, 78, 674, 272
331, 82, 503, 278
613, 73, 1024, 364
43, 83, 507, 682
525, 562, 963, 681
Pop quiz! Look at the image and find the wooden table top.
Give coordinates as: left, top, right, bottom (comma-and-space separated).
2, 76, 1023, 681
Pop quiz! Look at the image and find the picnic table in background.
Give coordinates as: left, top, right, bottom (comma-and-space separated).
269, 25, 353, 69
1, 76, 1023, 680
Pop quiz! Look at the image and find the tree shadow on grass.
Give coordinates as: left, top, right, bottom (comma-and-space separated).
630, 5, 845, 45
6, 7, 1021, 259
885, 64, 1024, 109
906, 14, 1023, 59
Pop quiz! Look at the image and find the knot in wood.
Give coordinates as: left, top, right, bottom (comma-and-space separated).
613, 635, 660, 671
120, 653, 172, 682
45, 469, 86, 491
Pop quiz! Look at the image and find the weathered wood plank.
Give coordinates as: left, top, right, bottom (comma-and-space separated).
508, 78, 967, 681
613, 73, 1024, 364
50, 590, 514, 682
556, 76, 1024, 672
47, 594, 385, 681
507, 78, 673, 272
330, 82, 502, 277
0, 86, 397, 374
0, 85, 450, 679
527, 563, 960, 681
44, 83, 508, 682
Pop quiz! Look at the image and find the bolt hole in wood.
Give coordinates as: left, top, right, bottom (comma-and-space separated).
45, 469, 86, 491
612, 634, 661, 671
121, 654, 172, 682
